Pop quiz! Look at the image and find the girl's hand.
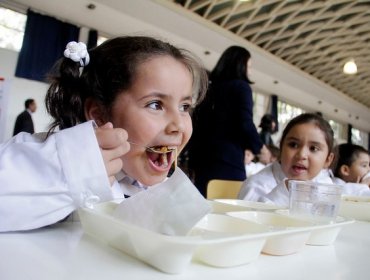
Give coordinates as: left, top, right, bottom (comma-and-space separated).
359, 174, 370, 188
95, 122, 130, 185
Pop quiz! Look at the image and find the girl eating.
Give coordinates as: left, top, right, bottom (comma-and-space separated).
0, 36, 208, 231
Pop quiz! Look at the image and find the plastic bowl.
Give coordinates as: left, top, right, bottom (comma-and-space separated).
227, 211, 313, 255
275, 209, 354, 245
190, 214, 270, 267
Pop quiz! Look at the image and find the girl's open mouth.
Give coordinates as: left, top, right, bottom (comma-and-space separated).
146, 146, 176, 169
292, 164, 307, 174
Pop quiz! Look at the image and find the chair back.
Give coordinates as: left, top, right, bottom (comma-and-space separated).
206, 179, 243, 199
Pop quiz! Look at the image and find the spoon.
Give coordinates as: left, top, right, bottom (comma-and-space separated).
128, 141, 176, 154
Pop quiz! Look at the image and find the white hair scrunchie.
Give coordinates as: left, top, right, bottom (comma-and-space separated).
63, 41, 90, 67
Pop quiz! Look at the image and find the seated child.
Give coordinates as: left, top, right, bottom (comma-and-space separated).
244, 149, 265, 177
331, 143, 370, 193
238, 113, 370, 207
0, 36, 208, 232
258, 144, 279, 165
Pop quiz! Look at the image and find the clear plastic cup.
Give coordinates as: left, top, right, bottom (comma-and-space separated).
288, 181, 342, 223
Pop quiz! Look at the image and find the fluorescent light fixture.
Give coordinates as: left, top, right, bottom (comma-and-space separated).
343, 59, 357, 75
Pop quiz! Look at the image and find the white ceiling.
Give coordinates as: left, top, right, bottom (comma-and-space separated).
173, 0, 370, 109
4, 0, 370, 132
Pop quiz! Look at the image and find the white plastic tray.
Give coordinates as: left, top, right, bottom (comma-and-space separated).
79, 201, 353, 274
275, 209, 354, 245
339, 195, 370, 221
210, 199, 286, 214
79, 202, 282, 274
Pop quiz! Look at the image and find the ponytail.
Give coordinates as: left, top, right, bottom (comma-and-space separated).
45, 57, 86, 131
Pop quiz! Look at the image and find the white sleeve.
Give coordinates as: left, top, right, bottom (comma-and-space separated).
262, 182, 290, 207
342, 182, 370, 196
331, 176, 370, 196
238, 177, 266, 201
238, 165, 277, 202
0, 121, 113, 232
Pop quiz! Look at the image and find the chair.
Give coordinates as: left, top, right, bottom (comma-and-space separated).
206, 179, 243, 199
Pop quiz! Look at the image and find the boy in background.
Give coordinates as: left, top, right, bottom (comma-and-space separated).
244, 149, 265, 177
332, 143, 370, 189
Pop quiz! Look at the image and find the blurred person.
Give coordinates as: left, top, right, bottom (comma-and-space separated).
258, 144, 279, 165
13, 98, 37, 135
332, 143, 370, 189
188, 45, 263, 197
258, 113, 276, 146
244, 149, 265, 177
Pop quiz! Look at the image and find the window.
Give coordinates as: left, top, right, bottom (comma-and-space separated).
252, 90, 269, 125
351, 127, 368, 149
0, 7, 26, 51
277, 100, 305, 127
275, 100, 305, 144
328, 119, 346, 144
97, 35, 108, 46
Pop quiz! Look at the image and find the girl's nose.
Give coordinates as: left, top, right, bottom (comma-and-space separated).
165, 111, 185, 134
296, 147, 308, 159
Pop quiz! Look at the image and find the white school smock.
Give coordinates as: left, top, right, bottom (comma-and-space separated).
238, 161, 285, 202
0, 121, 113, 232
238, 161, 333, 207
245, 162, 265, 177
331, 177, 370, 196
112, 171, 148, 198
264, 172, 370, 207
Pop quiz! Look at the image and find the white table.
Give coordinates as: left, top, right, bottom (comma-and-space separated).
0, 220, 369, 280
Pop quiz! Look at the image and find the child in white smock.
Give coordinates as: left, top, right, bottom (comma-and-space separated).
238, 113, 370, 207
244, 149, 265, 177
0, 37, 208, 232
331, 143, 370, 194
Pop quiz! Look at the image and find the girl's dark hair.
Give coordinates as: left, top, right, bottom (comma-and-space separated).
45, 36, 208, 131
209, 45, 253, 84
193, 45, 253, 119
332, 143, 369, 177
279, 113, 334, 155
259, 113, 276, 132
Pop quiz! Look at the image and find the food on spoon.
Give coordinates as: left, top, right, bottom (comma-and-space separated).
148, 146, 175, 153
146, 146, 177, 168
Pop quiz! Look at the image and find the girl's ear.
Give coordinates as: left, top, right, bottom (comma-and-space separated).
340, 165, 351, 176
324, 152, 335, 168
84, 98, 107, 126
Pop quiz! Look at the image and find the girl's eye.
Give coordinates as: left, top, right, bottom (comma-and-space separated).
310, 146, 320, 152
147, 101, 163, 110
180, 103, 192, 112
287, 141, 298, 148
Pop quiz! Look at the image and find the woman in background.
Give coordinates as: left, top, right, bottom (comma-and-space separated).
258, 113, 276, 146
188, 46, 263, 197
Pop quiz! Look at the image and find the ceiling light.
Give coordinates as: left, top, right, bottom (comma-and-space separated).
343, 59, 357, 75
